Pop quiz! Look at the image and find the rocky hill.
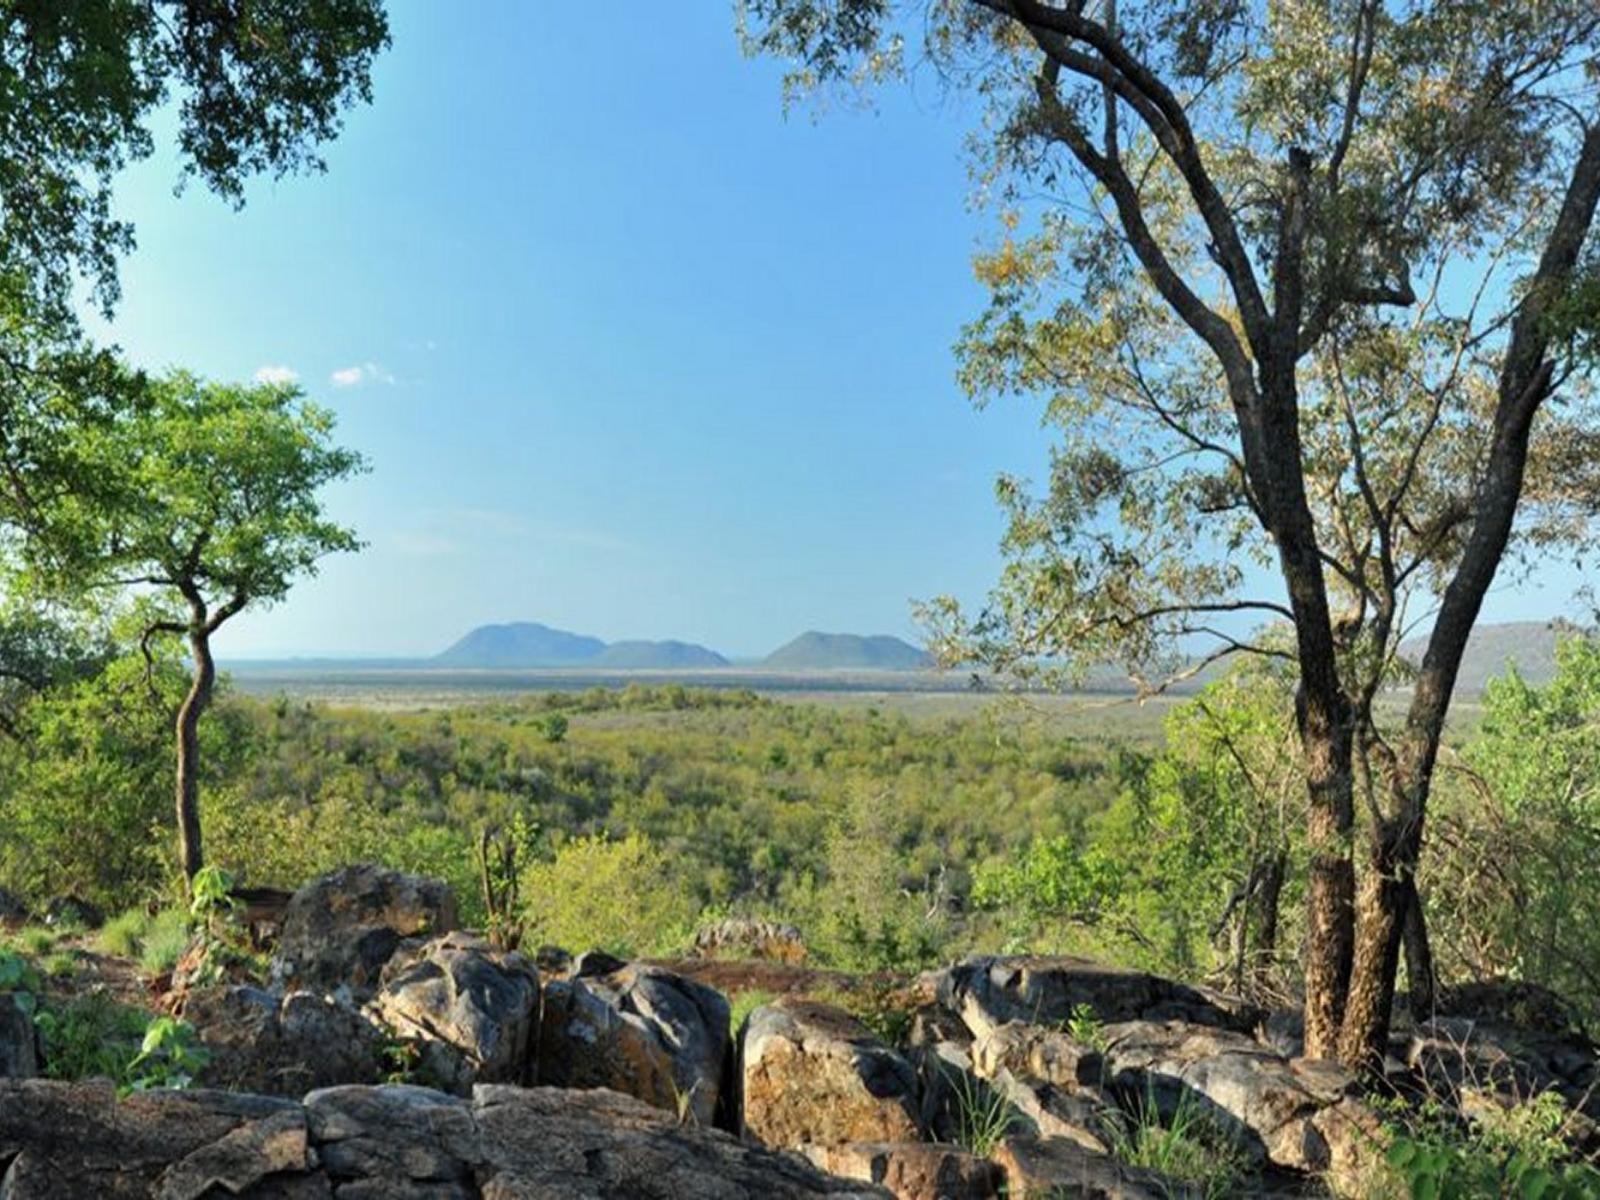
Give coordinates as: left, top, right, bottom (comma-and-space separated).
1398, 618, 1584, 695
762, 631, 932, 671
592, 639, 731, 669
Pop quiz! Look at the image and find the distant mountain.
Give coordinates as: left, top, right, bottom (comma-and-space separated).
762, 631, 932, 671
1399, 619, 1585, 696
435, 622, 605, 668
592, 640, 730, 669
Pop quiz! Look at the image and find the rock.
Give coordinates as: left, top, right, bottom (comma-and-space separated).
0, 1078, 298, 1198
800, 1142, 998, 1200
43, 894, 104, 930
0, 991, 40, 1078
971, 1020, 1104, 1090
741, 997, 922, 1151
531, 944, 572, 977
692, 917, 809, 964
1096, 1018, 1370, 1184
538, 961, 730, 1127
472, 1084, 888, 1198
990, 1135, 1173, 1199
571, 948, 628, 978
270, 865, 458, 999
0, 886, 30, 928
987, 1066, 1114, 1153
182, 985, 387, 1096
369, 932, 539, 1094
0, 1078, 886, 1198
925, 956, 1260, 1042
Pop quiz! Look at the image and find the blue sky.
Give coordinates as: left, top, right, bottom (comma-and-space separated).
85, 3, 1583, 660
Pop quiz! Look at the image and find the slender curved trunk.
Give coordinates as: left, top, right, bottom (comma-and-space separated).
1253, 847, 1287, 975
1403, 879, 1437, 1017
175, 626, 215, 887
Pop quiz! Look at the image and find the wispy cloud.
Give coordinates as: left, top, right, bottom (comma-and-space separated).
330, 361, 396, 388
252, 364, 299, 385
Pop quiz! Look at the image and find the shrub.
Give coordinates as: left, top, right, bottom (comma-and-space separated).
138, 908, 191, 976
521, 832, 696, 958
96, 909, 151, 958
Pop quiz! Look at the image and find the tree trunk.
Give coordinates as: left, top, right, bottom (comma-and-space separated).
1402, 879, 1437, 1018
1252, 847, 1287, 976
1300, 717, 1356, 1058
175, 627, 215, 887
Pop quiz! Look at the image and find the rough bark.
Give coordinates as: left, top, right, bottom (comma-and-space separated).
1402, 880, 1436, 1018
175, 624, 215, 886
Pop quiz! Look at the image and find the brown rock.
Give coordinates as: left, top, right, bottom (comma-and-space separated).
991, 1135, 1173, 1199
157, 1107, 314, 1200
971, 1020, 1103, 1090
691, 917, 809, 964
801, 1141, 999, 1200
741, 997, 922, 1150
183, 985, 387, 1096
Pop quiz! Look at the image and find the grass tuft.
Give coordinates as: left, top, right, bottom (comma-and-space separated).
137, 908, 191, 976
96, 909, 151, 959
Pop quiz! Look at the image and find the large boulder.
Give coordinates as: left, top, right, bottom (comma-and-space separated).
923, 956, 1260, 1042
741, 997, 923, 1151
537, 959, 729, 1128
990, 1135, 1173, 1199
368, 932, 540, 1094
269, 865, 457, 999
182, 985, 387, 1097
800, 1142, 999, 1200
0, 1078, 888, 1198
0, 991, 40, 1078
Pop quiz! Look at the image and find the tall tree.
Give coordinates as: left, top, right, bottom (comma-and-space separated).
740, 0, 1600, 1065
87, 372, 364, 885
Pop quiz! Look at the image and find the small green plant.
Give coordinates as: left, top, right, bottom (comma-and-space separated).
41, 951, 77, 979
1065, 1002, 1110, 1051
727, 988, 777, 1036
183, 866, 265, 986
944, 1066, 1015, 1157
1382, 1091, 1600, 1199
96, 909, 151, 958
0, 948, 42, 1014
138, 908, 192, 976
1105, 1086, 1250, 1200
124, 1016, 208, 1093
14, 926, 55, 956
33, 990, 150, 1084
189, 866, 239, 925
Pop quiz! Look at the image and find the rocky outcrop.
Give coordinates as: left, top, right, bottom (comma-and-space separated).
0, 1078, 887, 1199
369, 932, 539, 1094
692, 917, 809, 964
538, 960, 730, 1127
990, 1135, 1172, 1199
269, 865, 458, 999
741, 997, 923, 1151
182, 985, 387, 1097
801, 1142, 999, 1200
0, 992, 39, 1078
923, 956, 1260, 1040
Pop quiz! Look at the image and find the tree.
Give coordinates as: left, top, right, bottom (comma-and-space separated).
0, 0, 390, 329
89, 373, 365, 886
740, 1, 1600, 1065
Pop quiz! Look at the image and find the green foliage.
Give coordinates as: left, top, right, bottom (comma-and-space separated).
125, 1016, 208, 1094
96, 909, 151, 959
12, 927, 55, 957
33, 990, 151, 1086
0, 949, 42, 1015
943, 1067, 1015, 1157
522, 832, 696, 959
1383, 1092, 1600, 1200
1104, 1087, 1251, 1200
1065, 1003, 1108, 1053
138, 909, 193, 977
727, 989, 777, 1036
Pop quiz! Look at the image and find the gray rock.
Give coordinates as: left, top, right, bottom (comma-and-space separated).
269, 865, 457, 999
991, 1134, 1174, 1199
538, 960, 729, 1127
184, 985, 387, 1096
369, 932, 539, 1094
0, 992, 40, 1078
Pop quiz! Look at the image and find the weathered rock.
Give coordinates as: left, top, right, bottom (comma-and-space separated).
741, 997, 922, 1150
369, 932, 539, 1094
924, 956, 1260, 1042
537, 960, 729, 1128
990, 1135, 1174, 1199
1097, 1018, 1370, 1186
0, 1078, 886, 1199
800, 1141, 998, 1200
473, 1084, 887, 1198
0, 1079, 298, 1198
270, 865, 457, 999
692, 917, 809, 964
987, 1067, 1115, 1153
43, 894, 104, 930
0, 991, 40, 1078
183, 985, 387, 1096
971, 1020, 1104, 1090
